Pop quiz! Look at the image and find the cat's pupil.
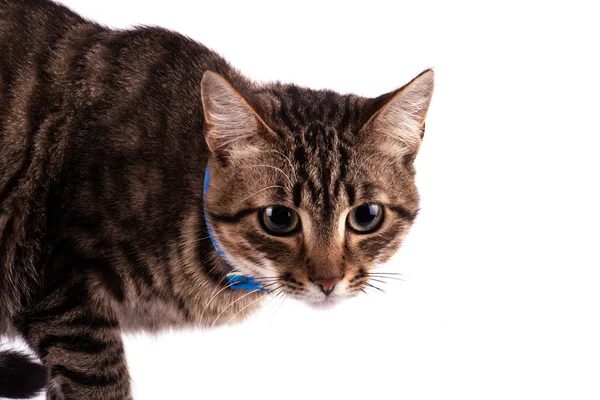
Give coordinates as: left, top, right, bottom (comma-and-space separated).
268, 206, 293, 228
355, 205, 378, 225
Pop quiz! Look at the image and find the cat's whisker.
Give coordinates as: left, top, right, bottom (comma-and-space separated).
232, 185, 286, 207
210, 286, 282, 329
244, 164, 294, 188
363, 282, 385, 293
256, 282, 279, 286
225, 291, 269, 325
198, 279, 235, 327
263, 291, 285, 320
268, 294, 287, 321
365, 274, 404, 281
256, 279, 281, 284
209, 289, 261, 329
369, 277, 404, 282
182, 236, 213, 247
368, 278, 389, 285
365, 271, 403, 276
256, 290, 284, 320
258, 282, 280, 290
353, 152, 381, 181
266, 150, 298, 181
254, 275, 282, 280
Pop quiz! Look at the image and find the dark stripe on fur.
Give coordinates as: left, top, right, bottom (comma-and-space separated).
292, 182, 303, 208
207, 208, 256, 224
52, 364, 124, 387
120, 241, 155, 289
23, 284, 87, 326
89, 258, 126, 303
38, 333, 111, 357
389, 205, 418, 221
243, 231, 290, 261
345, 183, 356, 206
69, 313, 118, 330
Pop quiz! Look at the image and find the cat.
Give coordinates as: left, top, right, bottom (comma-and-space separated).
0, 0, 434, 398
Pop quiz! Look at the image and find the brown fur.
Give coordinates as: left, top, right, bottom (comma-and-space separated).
0, 0, 434, 398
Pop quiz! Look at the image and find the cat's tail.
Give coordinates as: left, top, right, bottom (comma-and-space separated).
0, 350, 48, 399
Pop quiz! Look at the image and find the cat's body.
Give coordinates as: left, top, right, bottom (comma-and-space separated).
1, 0, 259, 333
0, 0, 434, 399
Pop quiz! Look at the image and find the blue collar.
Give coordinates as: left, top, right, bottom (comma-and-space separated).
203, 167, 269, 292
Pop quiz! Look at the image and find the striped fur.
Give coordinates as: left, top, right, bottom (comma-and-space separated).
0, 1, 434, 399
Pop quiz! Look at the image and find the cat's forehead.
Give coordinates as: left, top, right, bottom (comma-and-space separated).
243, 87, 379, 220
255, 85, 370, 135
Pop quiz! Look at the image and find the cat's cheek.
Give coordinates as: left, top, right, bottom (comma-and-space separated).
372, 230, 410, 264
229, 257, 270, 281
257, 258, 279, 279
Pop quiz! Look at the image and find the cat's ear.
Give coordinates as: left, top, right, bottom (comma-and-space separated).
362, 69, 434, 158
201, 71, 273, 160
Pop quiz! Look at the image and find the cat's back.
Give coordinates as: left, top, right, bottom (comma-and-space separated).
0, 0, 89, 197
0, 0, 237, 326
0, 0, 222, 213
0, 0, 86, 324
0, 0, 216, 322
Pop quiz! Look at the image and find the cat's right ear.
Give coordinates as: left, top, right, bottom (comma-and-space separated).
361, 69, 434, 159
201, 71, 272, 161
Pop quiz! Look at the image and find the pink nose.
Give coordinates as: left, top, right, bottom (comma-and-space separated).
313, 277, 341, 296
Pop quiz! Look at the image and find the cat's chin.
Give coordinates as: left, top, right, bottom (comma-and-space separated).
305, 297, 340, 310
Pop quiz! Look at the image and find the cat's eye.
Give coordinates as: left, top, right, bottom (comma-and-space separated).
347, 204, 383, 233
260, 206, 300, 235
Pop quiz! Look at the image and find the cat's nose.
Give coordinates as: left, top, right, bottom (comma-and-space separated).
312, 276, 341, 296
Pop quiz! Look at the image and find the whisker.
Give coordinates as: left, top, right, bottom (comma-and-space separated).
264, 291, 285, 320
244, 164, 294, 188
266, 150, 298, 181
210, 288, 267, 329
199, 280, 277, 327
269, 295, 287, 321
254, 277, 281, 281
198, 275, 231, 326
353, 152, 381, 181
365, 274, 404, 282
225, 290, 272, 325
260, 282, 280, 290
364, 282, 385, 293
368, 278, 389, 284
181, 235, 214, 248
261, 290, 284, 315
232, 185, 286, 207
366, 272, 403, 276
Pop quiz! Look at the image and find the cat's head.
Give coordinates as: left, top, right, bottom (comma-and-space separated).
201, 70, 434, 306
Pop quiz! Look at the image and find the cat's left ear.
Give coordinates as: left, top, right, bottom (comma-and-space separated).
362, 69, 434, 158
201, 71, 275, 161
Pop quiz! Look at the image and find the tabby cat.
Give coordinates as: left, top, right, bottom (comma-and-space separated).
0, 0, 434, 398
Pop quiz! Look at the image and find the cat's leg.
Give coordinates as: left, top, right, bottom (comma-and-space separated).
18, 287, 132, 400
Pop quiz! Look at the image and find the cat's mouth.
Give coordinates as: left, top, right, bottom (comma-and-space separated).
271, 277, 353, 308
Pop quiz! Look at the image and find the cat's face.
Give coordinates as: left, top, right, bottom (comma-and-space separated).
201, 70, 433, 306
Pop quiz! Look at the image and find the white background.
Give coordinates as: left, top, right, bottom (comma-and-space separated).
8, 1, 600, 399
